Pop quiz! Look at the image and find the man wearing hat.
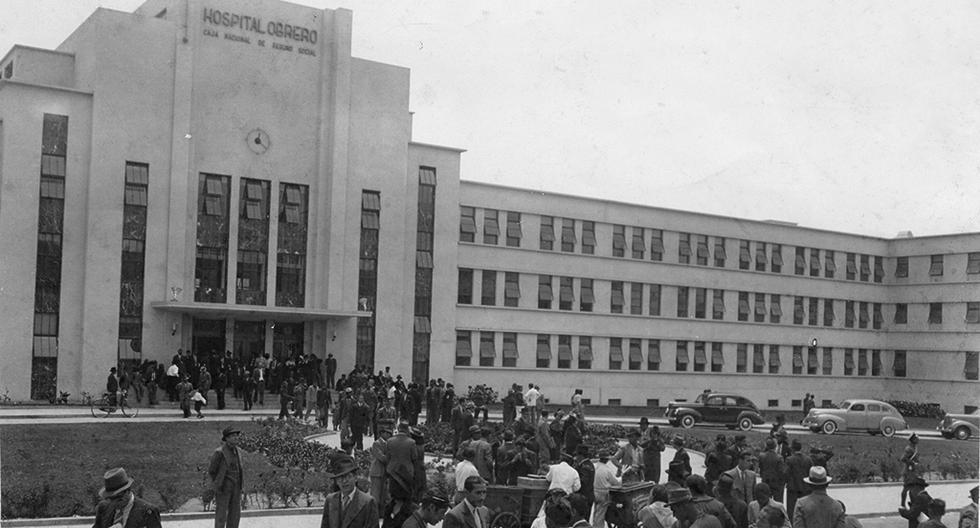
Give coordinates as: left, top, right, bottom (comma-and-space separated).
593, 448, 622, 528
666, 487, 723, 528
546, 452, 581, 495
792, 467, 844, 528
93, 468, 162, 528
402, 493, 451, 528
959, 485, 978, 528
899, 477, 932, 528
613, 429, 644, 481
321, 454, 379, 528
208, 426, 244, 528
574, 444, 596, 512
386, 422, 419, 511
665, 460, 690, 488
784, 439, 812, 518
671, 435, 692, 476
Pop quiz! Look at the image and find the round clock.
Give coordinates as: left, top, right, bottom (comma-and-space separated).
246, 128, 270, 154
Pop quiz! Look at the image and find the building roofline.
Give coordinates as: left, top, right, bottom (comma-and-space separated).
0, 79, 92, 96
409, 141, 466, 153
0, 44, 75, 66
459, 179, 979, 241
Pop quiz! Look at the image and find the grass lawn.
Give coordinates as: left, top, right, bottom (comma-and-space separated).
0, 420, 281, 519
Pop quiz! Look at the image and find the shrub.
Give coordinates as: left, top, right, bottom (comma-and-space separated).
887, 401, 944, 419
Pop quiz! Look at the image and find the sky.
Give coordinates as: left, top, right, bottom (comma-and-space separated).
2, 1, 979, 238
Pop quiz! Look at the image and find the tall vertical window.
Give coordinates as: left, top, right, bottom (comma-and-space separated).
859, 255, 871, 282
964, 351, 978, 381
845, 253, 857, 280
612, 225, 627, 257
649, 229, 664, 261
714, 237, 726, 267
711, 342, 724, 372
483, 209, 499, 245
754, 293, 766, 323
505, 211, 522, 247
792, 346, 804, 375
712, 289, 725, 320
771, 244, 783, 273
631, 282, 644, 315
770, 294, 782, 323
675, 341, 689, 372
755, 242, 767, 272
456, 331, 472, 366
873, 256, 884, 283
929, 255, 944, 276
739, 240, 751, 270
504, 272, 520, 307
966, 302, 980, 324
928, 303, 943, 324
479, 332, 496, 367
808, 297, 819, 326
873, 303, 883, 329
823, 298, 835, 327
809, 248, 821, 277
752, 344, 765, 374
823, 348, 833, 375
629, 339, 643, 370
276, 182, 309, 308
693, 341, 707, 372
540, 216, 555, 250
237, 178, 270, 305
895, 256, 909, 278
824, 250, 836, 279
967, 253, 980, 275
738, 291, 750, 322
609, 338, 623, 370
481, 270, 496, 306
538, 275, 553, 309
648, 340, 661, 370
807, 345, 819, 375
580, 278, 594, 312
871, 350, 882, 376
893, 350, 906, 377
736, 343, 747, 373
676, 286, 689, 318
894, 303, 908, 324
649, 284, 661, 316
794, 247, 806, 275
459, 206, 476, 242
557, 335, 573, 369
32, 113, 68, 400
844, 349, 855, 375
678, 233, 692, 264
561, 218, 576, 252
793, 296, 805, 325
695, 235, 709, 265
632, 227, 646, 259
844, 301, 855, 328
858, 349, 868, 376
578, 336, 593, 369
581, 221, 596, 255
559, 276, 575, 311
412, 168, 437, 381
769, 345, 781, 374
196, 173, 230, 303
610, 281, 625, 314
502, 333, 518, 367
118, 162, 149, 372
457, 269, 473, 304
694, 288, 707, 319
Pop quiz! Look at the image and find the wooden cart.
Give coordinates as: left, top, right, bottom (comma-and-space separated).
484, 477, 550, 528
605, 481, 654, 528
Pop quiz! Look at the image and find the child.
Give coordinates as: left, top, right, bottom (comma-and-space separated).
190, 387, 208, 418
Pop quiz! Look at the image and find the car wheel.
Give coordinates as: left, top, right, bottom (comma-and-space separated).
680, 415, 696, 429
955, 426, 972, 441
941, 432, 954, 439
821, 421, 838, 435
738, 417, 753, 431
881, 424, 896, 437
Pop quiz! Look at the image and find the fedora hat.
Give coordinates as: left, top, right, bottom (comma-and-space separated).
329, 455, 358, 479
666, 487, 692, 505
803, 466, 832, 486
99, 467, 134, 499
671, 435, 684, 447
222, 426, 241, 440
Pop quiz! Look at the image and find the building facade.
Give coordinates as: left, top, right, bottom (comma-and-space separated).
0, 0, 976, 411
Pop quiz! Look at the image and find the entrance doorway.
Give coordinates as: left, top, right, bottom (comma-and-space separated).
192, 318, 226, 362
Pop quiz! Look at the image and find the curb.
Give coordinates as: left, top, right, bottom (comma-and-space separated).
1, 507, 323, 527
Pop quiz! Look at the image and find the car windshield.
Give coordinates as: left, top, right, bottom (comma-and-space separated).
837, 401, 852, 410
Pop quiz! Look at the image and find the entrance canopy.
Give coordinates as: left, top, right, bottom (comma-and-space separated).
150, 301, 370, 322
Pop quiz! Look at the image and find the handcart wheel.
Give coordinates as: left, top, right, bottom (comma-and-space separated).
491, 512, 521, 528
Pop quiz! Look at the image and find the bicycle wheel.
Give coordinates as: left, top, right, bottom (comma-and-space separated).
91, 396, 111, 418
120, 398, 139, 418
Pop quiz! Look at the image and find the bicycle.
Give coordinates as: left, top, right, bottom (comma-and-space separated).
91, 390, 139, 418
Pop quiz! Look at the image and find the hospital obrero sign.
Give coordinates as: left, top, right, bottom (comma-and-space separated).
201, 7, 318, 56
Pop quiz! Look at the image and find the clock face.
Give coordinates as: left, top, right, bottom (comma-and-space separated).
246, 128, 270, 154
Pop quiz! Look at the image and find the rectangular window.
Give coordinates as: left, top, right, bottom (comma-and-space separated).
873, 303, 883, 329
739, 240, 751, 270
711, 342, 724, 372
630, 282, 644, 315
844, 348, 855, 375
823, 348, 833, 375
538, 275, 553, 309
895, 256, 909, 278
678, 233, 691, 264
456, 331, 472, 366
479, 332, 496, 367
808, 297, 819, 326
736, 343, 747, 373
792, 346, 804, 375
874, 256, 884, 283
610, 281, 624, 313
893, 350, 906, 378
536, 335, 551, 368
929, 302, 943, 324
675, 341, 689, 371
559, 276, 575, 311
693, 341, 707, 372
859, 302, 869, 329
871, 350, 882, 376
825, 250, 836, 278
580, 278, 594, 312
845, 301, 855, 328
967, 252, 980, 275
860, 254, 871, 281
506, 211, 522, 247
458, 269, 473, 304
629, 339, 643, 370
118, 162, 149, 369
676, 286, 689, 318
754, 293, 767, 323
810, 248, 821, 277
540, 216, 555, 251
965, 351, 978, 381
808, 346, 819, 375
648, 340, 661, 370
771, 244, 783, 273
712, 289, 725, 320
649, 229, 664, 261
738, 291, 750, 322
561, 218, 576, 252
612, 225, 627, 257
504, 272, 520, 307
753, 344, 765, 374
578, 336, 593, 369
276, 183, 308, 307
769, 345, 781, 374
929, 254, 944, 276
558, 335, 573, 369
824, 298, 835, 327
714, 237, 726, 267
609, 338, 623, 370
483, 209, 499, 245
238, 179, 270, 305
502, 333, 518, 367
894, 303, 908, 324
794, 296, 805, 325
696, 235, 709, 265
770, 294, 782, 323
755, 242, 767, 272
632, 227, 646, 259
694, 288, 706, 319
581, 221, 596, 255
858, 349, 868, 376
196, 173, 230, 303
795, 247, 806, 275
967, 302, 980, 324
846, 253, 857, 280
481, 270, 496, 306
649, 284, 661, 316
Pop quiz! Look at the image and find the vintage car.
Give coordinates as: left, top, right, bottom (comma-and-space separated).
801, 399, 907, 437
938, 409, 979, 440
664, 392, 765, 431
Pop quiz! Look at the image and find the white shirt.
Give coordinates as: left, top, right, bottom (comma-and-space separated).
166, 364, 179, 377
545, 461, 581, 494
524, 387, 540, 407
455, 460, 480, 491
593, 461, 622, 492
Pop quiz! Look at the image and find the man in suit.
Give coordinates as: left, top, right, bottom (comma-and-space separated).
792, 466, 845, 528
402, 493, 451, 528
208, 426, 245, 528
495, 431, 520, 485
92, 467, 162, 528
784, 439, 812, 518
723, 451, 758, 505
369, 426, 391, 506
325, 353, 337, 389
386, 422, 420, 503
321, 455, 380, 528
349, 394, 371, 450
444, 476, 490, 528
757, 438, 786, 504
461, 426, 494, 483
